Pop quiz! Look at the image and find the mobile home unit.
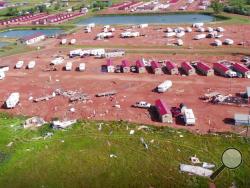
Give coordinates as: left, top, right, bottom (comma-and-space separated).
27, 61, 36, 69
213, 63, 231, 77
5, 92, 20, 109
196, 62, 214, 76
151, 61, 162, 74
121, 60, 130, 73
233, 63, 250, 78
155, 99, 173, 123
106, 59, 115, 73
15, 61, 24, 69
183, 108, 195, 125
136, 60, 146, 73
181, 62, 195, 76
165, 61, 179, 75
157, 80, 173, 93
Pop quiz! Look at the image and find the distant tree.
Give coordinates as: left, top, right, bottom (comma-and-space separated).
211, 0, 224, 14
37, 5, 47, 13
6, 7, 18, 16
229, 0, 246, 8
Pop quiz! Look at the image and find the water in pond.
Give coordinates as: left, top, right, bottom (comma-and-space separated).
77, 14, 215, 25
0, 29, 64, 38
0, 42, 10, 48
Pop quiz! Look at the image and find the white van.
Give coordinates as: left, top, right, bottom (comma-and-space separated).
79, 63, 85, 71
16, 61, 24, 69
65, 62, 72, 71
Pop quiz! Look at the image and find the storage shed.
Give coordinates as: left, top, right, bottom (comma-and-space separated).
121, 60, 130, 73
196, 62, 214, 76
165, 61, 179, 75
136, 60, 146, 73
151, 61, 162, 74
106, 59, 115, 73
213, 63, 230, 77
233, 63, 250, 78
155, 99, 173, 123
234, 114, 250, 126
181, 61, 195, 76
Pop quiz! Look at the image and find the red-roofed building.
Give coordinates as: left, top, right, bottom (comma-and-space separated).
151, 61, 162, 74
165, 61, 179, 75
196, 62, 214, 76
155, 99, 173, 123
136, 60, 146, 73
181, 61, 195, 75
213, 62, 230, 77
233, 63, 250, 78
121, 60, 130, 73
106, 59, 115, 72
20, 32, 45, 45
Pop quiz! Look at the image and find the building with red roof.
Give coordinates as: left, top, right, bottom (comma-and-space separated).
106, 59, 115, 72
121, 60, 130, 73
151, 61, 162, 74
196, 62, 214, 76
233, 63, 250, 78
213, 62, 230, 77
165, 61, 179, 75
181, 61, 195, 75
155, 99, 173, 123
20, 32, 45, 45
136, 60, 146, 73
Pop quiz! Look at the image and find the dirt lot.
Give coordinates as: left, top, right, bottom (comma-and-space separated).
0, 47, 249, 134
54, 24, 250, 50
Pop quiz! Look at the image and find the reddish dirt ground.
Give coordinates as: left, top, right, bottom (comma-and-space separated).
0, 47, 249, 134
53, 24, 250, 50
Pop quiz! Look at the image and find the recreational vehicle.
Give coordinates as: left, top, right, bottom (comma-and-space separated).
15, 61, 24, 69
5, 92, 20, 109
157, 80, 172, 93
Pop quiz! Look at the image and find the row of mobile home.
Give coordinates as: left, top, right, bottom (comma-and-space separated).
20, 32, 46, 45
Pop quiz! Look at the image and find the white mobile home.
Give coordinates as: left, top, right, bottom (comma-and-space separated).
120, 31, 140, 38
15, 61, 24, 69
5, 92, 20, 109
224, 39, 234, 45
20, 32, 45, 45
78, 63, 85, 71
61, 39, 67, 45
166, 32, 176, 38
65, 62, 73, 71
183, 108, 195, 125
70, 39, 76, 45
0, 71, 5, 80
157, 80, 172, 93
194, 34, 206, 40
192, 23, 204, 28
51, 57, 64, 65
27, 61, 36, 69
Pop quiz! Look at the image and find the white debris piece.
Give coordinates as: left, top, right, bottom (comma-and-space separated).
180, 164, 213, 177
6, 142, 13, 147
15, 61, 24, 69
69, 108, 75, 112
110, 154, 117, 158
202, 162, 215, 169
140, 137, 148, 150
129, 130, 135, 135
137, 125, 149, 130
24, 116, 46, 129
0, 71, 5, 80
190, 155, 201, 164
44, 132, 54, 139
52, 119, 77, 129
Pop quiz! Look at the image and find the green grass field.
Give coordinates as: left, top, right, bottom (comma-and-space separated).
0, 113, 249, 188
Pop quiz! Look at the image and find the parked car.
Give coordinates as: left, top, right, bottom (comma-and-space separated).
133, 101, 151, 108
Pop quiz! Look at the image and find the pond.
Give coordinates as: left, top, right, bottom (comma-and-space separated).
76, 14, 215, 25
0, 29, 64, 38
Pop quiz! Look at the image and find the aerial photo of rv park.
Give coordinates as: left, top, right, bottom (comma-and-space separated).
0, 0, 249, 187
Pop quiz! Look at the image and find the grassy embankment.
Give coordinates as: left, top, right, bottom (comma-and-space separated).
0, 113, 249, 188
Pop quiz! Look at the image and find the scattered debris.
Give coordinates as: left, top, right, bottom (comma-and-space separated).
129, 130, 135, 135
69, 108, 76, 113
52, 119, 77, 129
96, 90, 117, 97
180, 164, 213, 177
190, 155, 201, 164
110, 154, 117, 158
44, 132, 54, 139
140, 137, 149, 150
55, 89, 90, 102
6, 142, 13, 147
200, 92, 249, 107
137, 125, 149, 130
33, 92, 56, 103
202, 162, 215, 169
23, 116, 46, 129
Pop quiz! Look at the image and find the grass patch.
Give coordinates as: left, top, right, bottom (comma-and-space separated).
0, 113, 249, 187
